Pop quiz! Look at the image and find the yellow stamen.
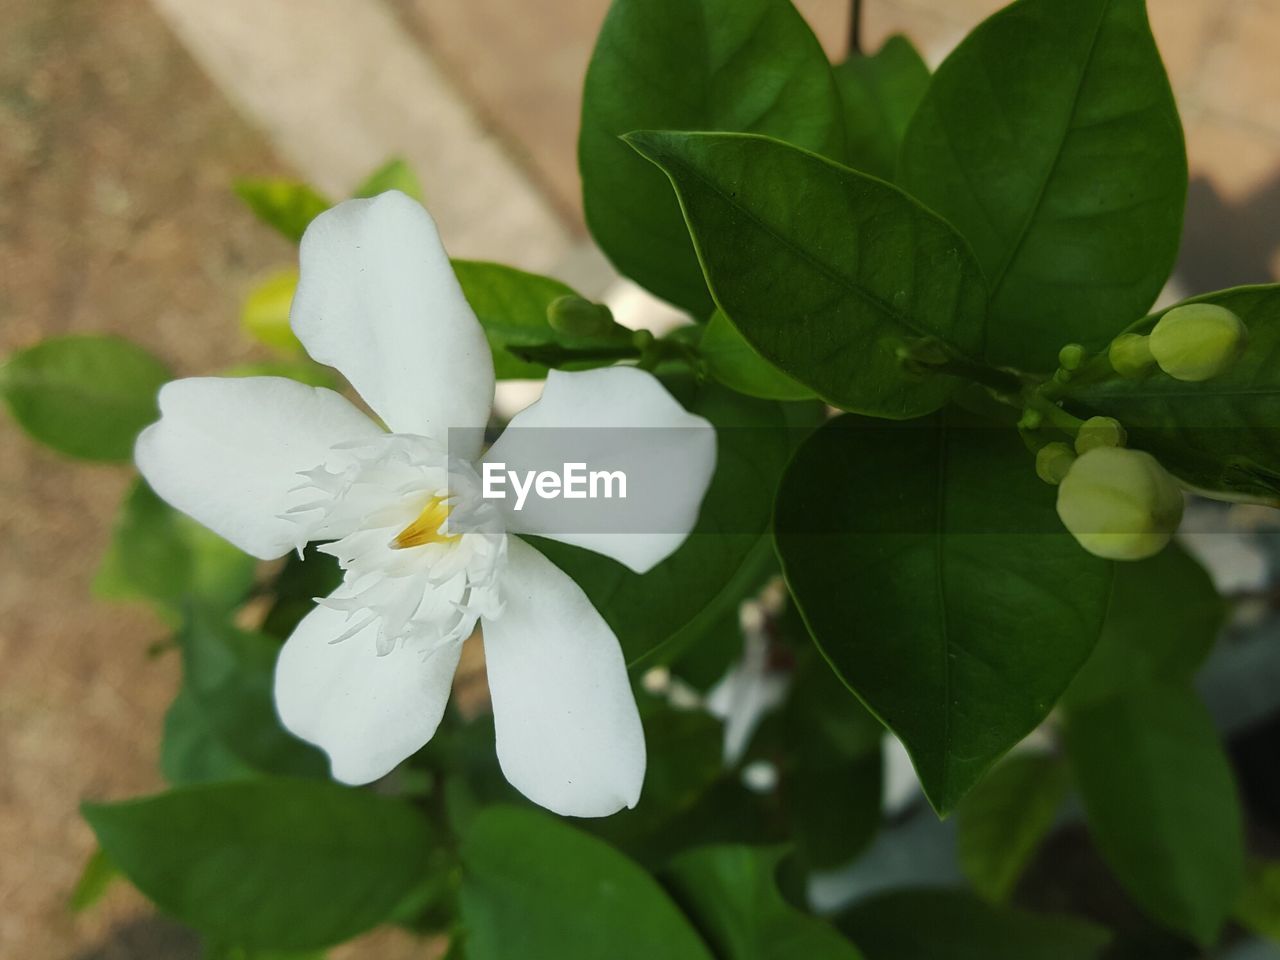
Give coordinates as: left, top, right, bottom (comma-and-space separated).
392, 496, 460, 549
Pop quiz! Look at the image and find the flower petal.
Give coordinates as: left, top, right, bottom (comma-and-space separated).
274, 597, 464, 784
135, 376, 382, 559
482, 537, 644, 817
481, 368, 716, 573
292, 191, 494, 453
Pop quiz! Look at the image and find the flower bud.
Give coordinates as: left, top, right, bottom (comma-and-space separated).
1149, 303, 1248, 382
1058, 343, 1085, 372
1074, 415, 1127, 455
1035, 442, 1075, 485
1107, 333, 1154, 379
546, 295, 615, 337
1056, 447, 1184, 561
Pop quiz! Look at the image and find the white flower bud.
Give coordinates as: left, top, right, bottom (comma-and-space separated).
1149, 303, 1248, 382
1056, 447, 1184, 561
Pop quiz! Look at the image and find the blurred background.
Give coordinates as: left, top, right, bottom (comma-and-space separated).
2, 0, 1279, 956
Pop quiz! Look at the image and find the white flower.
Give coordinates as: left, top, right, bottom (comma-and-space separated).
135, 191, 716, 817
705, 604, 789, 765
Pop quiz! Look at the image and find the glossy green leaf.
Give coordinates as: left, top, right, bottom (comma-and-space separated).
459, 806, 713, 960
899, 0, 1185, 370
700, 311, 814, 401
95, 480, 257, 618
160, 686, 258, 786
580, 0, 843, 316
452, 260, 630, 379
834, 35, 930, 180
69, 847, 119, 913
837, 889, 1110, 959
665, 846, 862, 960
531, 379, 800, 666
775, 414, 1111, 813
1064, 541, 1223, 709
1063, 285, 1280, 504
0, 335, 169, 460
628, 131, 987, 418
178, 612, 327, 779
957, 751, 1070, 902
1066, 682, 1244, 945
83, 779, 437, 950
233, 179, 331, 243
354, 157, 424, 202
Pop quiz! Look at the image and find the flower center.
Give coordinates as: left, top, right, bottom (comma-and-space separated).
392, 495, 461, 549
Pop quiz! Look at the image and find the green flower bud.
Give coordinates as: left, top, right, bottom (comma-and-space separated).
1056, 447, 1184, 561
1107, 333, 1154, 379
1035, 442, 1075, 485
1149, 303, 1248, 382
1074, 415, 1127, 455
546, 295, 615, 337
1058, 343, 1085, 371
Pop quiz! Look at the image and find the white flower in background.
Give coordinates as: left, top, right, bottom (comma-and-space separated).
706, 603, 790, 765
136, 191, 716, 817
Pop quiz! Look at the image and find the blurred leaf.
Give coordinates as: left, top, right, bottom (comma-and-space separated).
957, 752, 1069, 902
837, 889, 1110, 959
665, 846, 862, 959
459, 806, 713, 960
580, 0, 843, 316
260, 547, 344, 641
1064, 542, 1223, 709
1066, 682, 1244, 946
160, 686, 258, 786
700, 311, 814, 402
834, 35, 930, 180
354, 157, 424, 202
1235, 859, 1280, 943
1063, 286, 1280, 505
0, 335, 169, 461
775, 413, 1111, 814
898, 0, 1185, 370
69, 847, 119, 913
223, 360, 339, 390
84, 780, 438, 951
234, 179, 331, 243
627, 131, 987, 419
95, 480, 257, 619
241, 270, 302, 352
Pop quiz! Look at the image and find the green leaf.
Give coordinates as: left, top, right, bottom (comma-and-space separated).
834, 35, 930, 180
0, 335, 169, 461
1064, 541, 1223, 709
1235, 859, 1280, 943
1065, 682, 1244, 945
898, 0, 1185, 370
451, 260, 630, 379
160, 686, 258, 785
580, 0, 844, 316
836, 889, 1110, 959
459, 806, 713, 960
233, 179, 332, 243
700, 311, 814, 401
178, 612, 327, 779
69, 847, 119, 912
664, 846, 863, 960
95, 480, 257, 618
775, 413, 1111, 813
1063, 285, 1280, 504
222, 360, 339, 390
530, 379, 800, 666
957, 752, 1070, 902
627, 131, 987, 419
241, 270, 302, 352
83, 780, 438, 951
354, 157, 424, 202
260, 546, 345, 641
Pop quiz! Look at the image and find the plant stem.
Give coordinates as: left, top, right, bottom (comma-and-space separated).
849, 0, 863, 56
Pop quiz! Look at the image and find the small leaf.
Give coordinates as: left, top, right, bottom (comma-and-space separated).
665, 846, 863, 960
160, 686, 258, 786
459, 806, 713, 960
957, 752, 1070, 902
354, 157, 424, 202
233, 179, 331, 243
241, 270, 302, 352
0, 335, 169, 461
69, 847, 119, 913
83, 780, 439, 951
834, 35, 930, 180
700, 311, 814, 402
628, 131, 987, 419
836, 889, 1110, 959
775, 413, 1111, 813
1066, 682, 1244, 946
899, 0, 1185, 369
580, 0, 843, 316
